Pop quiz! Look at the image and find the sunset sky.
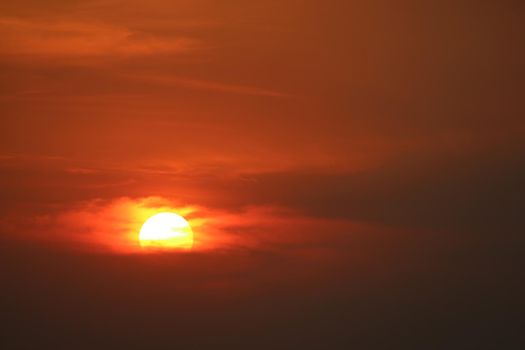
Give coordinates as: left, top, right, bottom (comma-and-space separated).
1, 1, 524, 349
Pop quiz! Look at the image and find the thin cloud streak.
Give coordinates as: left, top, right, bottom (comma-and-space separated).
0, 17, 199, 58
124, 73, 294, 98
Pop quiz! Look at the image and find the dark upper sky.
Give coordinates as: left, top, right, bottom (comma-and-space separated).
0, 1, 524, 349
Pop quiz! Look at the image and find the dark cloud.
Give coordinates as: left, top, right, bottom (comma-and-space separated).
233, 146, 525, 237
0, 223, 522, 349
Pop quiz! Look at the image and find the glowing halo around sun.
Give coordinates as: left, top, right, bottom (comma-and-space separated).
139, 212, 193, 250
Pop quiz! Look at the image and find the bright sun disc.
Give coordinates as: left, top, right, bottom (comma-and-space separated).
139, 212, 193, 249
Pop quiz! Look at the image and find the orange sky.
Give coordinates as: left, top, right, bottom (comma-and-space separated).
0, 2, 524, 348
1, 1, 523, 249
0, 0, 523, 256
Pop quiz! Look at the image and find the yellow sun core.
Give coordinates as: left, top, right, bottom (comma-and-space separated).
139, 212, 193, 250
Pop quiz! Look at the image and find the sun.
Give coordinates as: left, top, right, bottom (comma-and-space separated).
139, 212, 193, 250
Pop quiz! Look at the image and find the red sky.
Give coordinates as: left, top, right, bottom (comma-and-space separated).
0, 1, 524, 349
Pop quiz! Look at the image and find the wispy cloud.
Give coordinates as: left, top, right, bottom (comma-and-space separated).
0, 18, 199, 58
0, 195, 361, 254
124, 73, 293, 98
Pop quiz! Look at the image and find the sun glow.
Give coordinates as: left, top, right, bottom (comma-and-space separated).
139, 212, 193, 250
